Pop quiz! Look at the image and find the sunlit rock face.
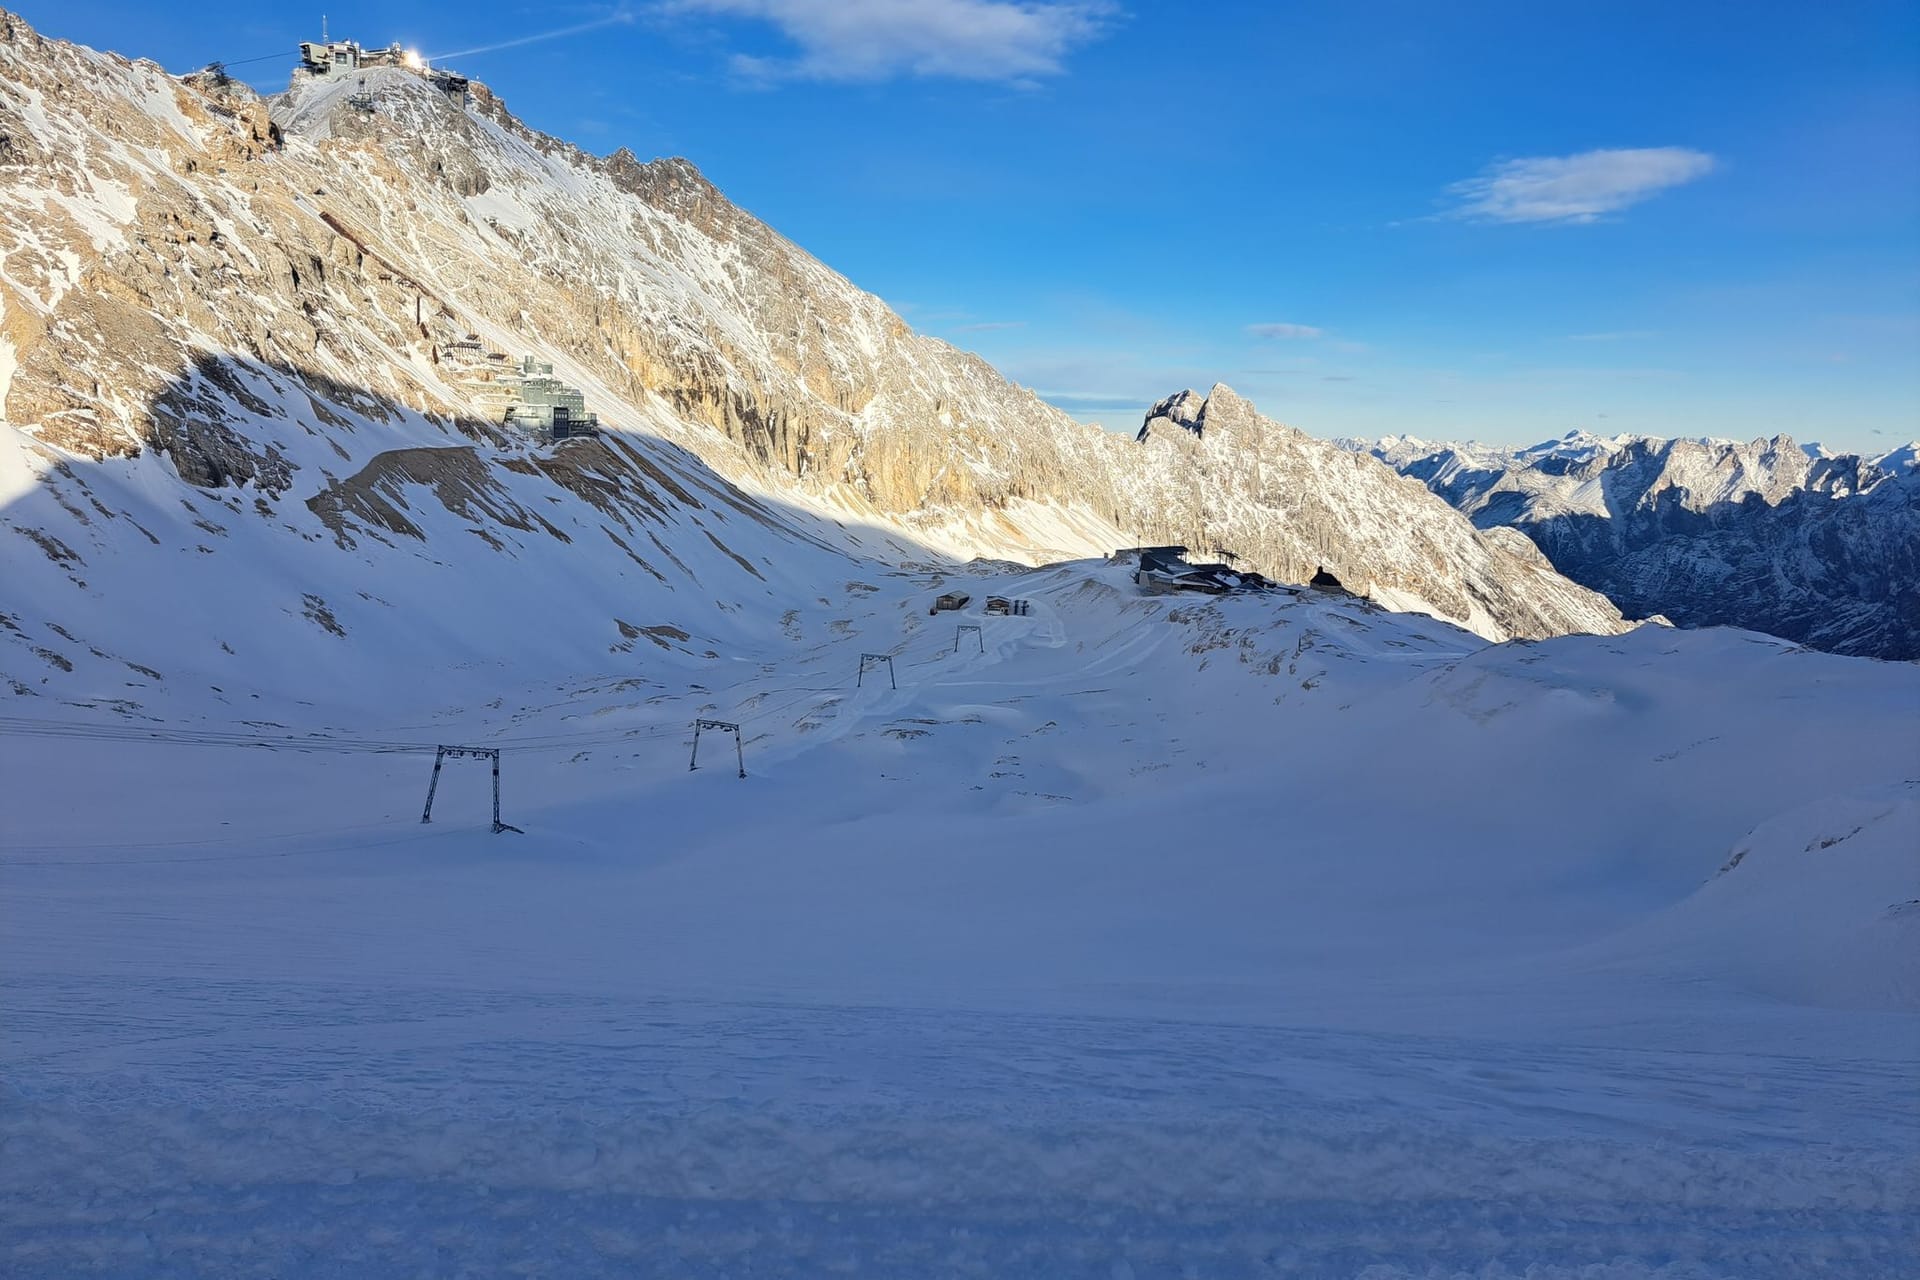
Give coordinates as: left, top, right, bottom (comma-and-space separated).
1, 8, 1628, 669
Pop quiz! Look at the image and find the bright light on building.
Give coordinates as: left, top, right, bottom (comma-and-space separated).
403, 48, 424, 70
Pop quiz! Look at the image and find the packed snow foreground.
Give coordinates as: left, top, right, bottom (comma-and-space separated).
4, 555, 1918, 1277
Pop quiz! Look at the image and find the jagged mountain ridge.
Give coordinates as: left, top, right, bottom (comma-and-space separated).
0, 10, 1627, 703
1360, 431, 1920, 659
1133, 389, 1626, 639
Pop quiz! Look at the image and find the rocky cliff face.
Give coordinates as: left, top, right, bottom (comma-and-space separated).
0, 9, 1630, 700
1363, 432, 1920, 658
1129, 388, 1627, 639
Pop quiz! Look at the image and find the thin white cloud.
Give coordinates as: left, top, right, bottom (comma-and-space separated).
1037, 390, 1149, 412
951, 320, 1027, 332
431, 6, 637, 61
1567, 330, 1659, 342
1446, 148, 1715, 224
1246, 322, 1323, 340
670, 0, 1115, 83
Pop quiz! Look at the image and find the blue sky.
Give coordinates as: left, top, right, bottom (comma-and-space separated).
34, 1, 1920, 451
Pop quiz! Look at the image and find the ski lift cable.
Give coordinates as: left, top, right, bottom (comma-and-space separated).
0, 816, 406, 855
0, 716, 434, 754
0, 825, 446, 869
204, 50, 297, 70
0, 622, 1015, 760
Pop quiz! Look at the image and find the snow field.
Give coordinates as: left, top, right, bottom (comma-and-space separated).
4, 563, 1918, 1274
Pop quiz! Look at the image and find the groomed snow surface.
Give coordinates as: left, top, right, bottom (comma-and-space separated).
4, 564, 1918, 1277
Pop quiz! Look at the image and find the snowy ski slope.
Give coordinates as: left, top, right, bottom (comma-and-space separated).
4, 560, 1917, 1276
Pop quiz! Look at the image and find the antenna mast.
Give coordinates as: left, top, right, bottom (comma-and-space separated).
322, 13, 329, 42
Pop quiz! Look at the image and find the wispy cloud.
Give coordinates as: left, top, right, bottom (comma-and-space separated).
1445, 148, 1715, 224
1246, 322, 1323, 340
1567, 329, 1659, 342
950, 320, 1027, 332
431, 6, 637, 61
669, 0, 1116, 84
1036, 390, 1151, 413
891, 303, 976, 321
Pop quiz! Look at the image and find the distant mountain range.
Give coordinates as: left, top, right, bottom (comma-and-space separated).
1350, 431, 1920, 659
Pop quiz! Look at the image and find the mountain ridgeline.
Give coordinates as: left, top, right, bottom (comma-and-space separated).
0, 11, 1639, 701
1362, 433, 1920, 660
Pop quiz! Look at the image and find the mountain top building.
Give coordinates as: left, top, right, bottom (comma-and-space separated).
298, 35, 469, 103
503, 357, 599, 442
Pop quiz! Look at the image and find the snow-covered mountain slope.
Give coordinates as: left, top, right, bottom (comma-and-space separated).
0, 8, 1626, 686
5, 557, 1916, 1273
1361, 430, 1920, 658
4, 19, 1915, 1270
